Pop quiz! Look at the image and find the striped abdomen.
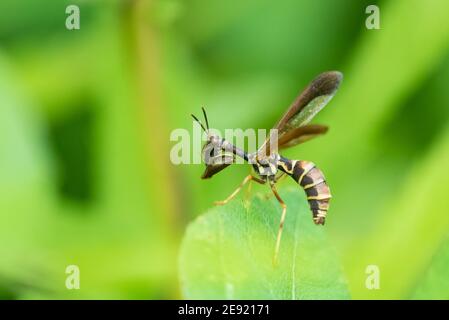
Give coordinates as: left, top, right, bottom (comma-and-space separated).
291, 160, 331, 225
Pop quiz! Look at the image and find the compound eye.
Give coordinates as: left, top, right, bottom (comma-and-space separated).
202, 143, 220, 165
209, 146, 215, 158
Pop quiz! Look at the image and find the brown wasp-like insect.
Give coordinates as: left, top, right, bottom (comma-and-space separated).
192, 71, 342, 263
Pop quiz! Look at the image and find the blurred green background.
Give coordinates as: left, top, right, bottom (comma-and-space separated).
1, 0, 449, 299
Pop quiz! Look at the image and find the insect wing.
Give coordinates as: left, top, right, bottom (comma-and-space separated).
259, 71, 342, 155
278, 124, 328, 149
275, 71, 342, 134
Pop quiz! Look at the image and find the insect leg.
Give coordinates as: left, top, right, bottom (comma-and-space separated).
251, 176, 266, 184
245, 174, 253, 200
270, 182, 287, 266
245, 174, 266, 200
274, 171, 287, 183
215, 175, 265, 206
262, 174, 283, 200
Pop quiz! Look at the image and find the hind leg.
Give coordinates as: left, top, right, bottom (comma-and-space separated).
270, 181, 287, 266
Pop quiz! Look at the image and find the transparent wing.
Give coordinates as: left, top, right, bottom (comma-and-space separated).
259, 71, 342, 155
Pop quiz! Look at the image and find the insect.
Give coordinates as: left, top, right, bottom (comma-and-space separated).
191, 71, 342, 264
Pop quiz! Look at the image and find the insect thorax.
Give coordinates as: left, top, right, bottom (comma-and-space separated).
248, 153, 280, 178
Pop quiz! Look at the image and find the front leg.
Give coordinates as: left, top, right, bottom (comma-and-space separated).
215, 175, 266, 206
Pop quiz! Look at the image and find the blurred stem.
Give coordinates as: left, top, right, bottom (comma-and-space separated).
122, 1, 180, 232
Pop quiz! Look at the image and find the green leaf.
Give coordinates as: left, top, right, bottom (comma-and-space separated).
179, 188, 350, 299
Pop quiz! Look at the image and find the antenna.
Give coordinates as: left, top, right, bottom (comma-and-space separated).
202, 107, 209, 130
191, 114, 207, 133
